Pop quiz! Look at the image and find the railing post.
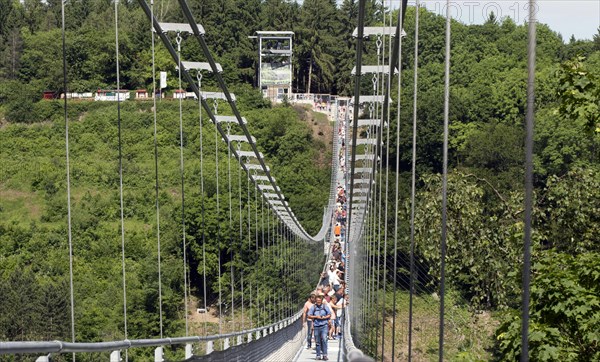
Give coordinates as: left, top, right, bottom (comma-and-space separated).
185, 344, 193, 359
35, 356, 50, 362
110, 350, 120, 362
223, 338, 230, 350
154, 347, 163, 362
206, 341, 214, 354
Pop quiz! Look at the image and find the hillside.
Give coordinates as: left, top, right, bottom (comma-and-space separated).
1, 0, 600, 360
0, 95, 331, 357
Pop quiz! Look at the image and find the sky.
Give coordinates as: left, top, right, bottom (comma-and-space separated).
416, 1, 600, 41
332, 0, 600, 41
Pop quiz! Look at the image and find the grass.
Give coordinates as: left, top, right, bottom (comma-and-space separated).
362, 290, 497, 361
0, 185, 44, 224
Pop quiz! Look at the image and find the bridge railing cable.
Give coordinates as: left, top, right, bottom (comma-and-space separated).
0, 311, 303, 356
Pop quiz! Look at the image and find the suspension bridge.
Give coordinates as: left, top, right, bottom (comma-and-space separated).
0, 0, 543, 361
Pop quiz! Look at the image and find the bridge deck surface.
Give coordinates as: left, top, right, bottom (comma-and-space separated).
294, 336, 343, 362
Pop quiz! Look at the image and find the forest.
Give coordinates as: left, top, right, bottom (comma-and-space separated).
1, 0, 599, 361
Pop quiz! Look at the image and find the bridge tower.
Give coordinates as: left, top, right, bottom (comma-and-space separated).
250, 31, 294, 102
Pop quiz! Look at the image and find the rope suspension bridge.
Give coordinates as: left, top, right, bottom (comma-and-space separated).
0, 0, 541, 361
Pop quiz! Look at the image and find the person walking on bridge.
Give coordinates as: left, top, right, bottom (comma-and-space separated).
303, 292, 316, 349
308, 294, 332, 360
334, 222, 341, 238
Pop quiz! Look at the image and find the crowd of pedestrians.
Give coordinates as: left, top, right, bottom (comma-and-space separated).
302, 106, 350, 361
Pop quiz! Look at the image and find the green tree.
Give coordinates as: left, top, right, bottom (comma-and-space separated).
297, 0, 338, 93
496, 252, 600, 361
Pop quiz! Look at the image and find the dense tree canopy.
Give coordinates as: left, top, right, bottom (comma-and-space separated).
1, 1, 599, 360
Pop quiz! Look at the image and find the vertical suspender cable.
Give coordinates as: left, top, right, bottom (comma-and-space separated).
379, 19, 392, 357
381, 6, 400, 361
215, 105, 222, 335
247, 172, 253, 328
197, 73, 208, 336
393, 1, 406, 360
265, 209, 269, 308
286, 227, 290, 318
261, 198, 265, 324
60, 1, 76, 359
238, 149, 244, 331
269, 211, 273, 321
371, 41, 383, 354
227, 129, 235, 328
439, 1, 452, 360
273, 212, 283, 320
385, 2, 396, 359
347, 0, 367, 242
114, 0, 128, 347
254, 179, 259, 327
150, 0, 164, 339
521, 1, 537, 360
274, 215, 279, 322
175, 33, 189, 336
408, 2, 421, 361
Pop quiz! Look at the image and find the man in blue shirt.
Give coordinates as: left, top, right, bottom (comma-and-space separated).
308, 294, 332, 360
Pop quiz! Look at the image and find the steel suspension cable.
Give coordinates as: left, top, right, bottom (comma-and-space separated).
276, 218, 280, 322
384, 2, 396, 358
226, 128, 234, 329
114, 0, 128, 347
238, 147, 244, 331
214, 102, 223, 336
150, 0, 164, 339
378, 22, 392, 358
260, 197, 265, 324
60, 0, 76, 358
347, 0, 367, 242
175, 32, 189, 337
408, 2, 421, 360
254, 178, 259, 327
277, 218, 282, 322
370, 44, 383, 352
247, 171, 253, 329
439, 0, 452, 359
196, 73, 208, 336
521, 1, 537, 360
265, 204, 270, 323
271, 209, 275, 322
393, 1, 406, 361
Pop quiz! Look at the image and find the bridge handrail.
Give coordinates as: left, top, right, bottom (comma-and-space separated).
0, 310, 302, 355
342, 316, 373, 362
